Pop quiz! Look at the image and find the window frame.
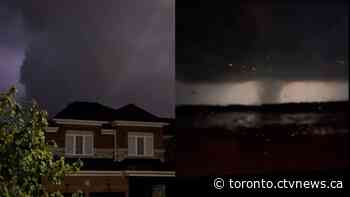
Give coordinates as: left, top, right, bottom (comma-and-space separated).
65, 131, 94, 156
136, 136, 145, 155
128, 132, 154, 157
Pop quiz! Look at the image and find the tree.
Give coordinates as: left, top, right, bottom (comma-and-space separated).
0, 87, 82, 197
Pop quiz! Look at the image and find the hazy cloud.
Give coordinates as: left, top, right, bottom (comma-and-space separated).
16, 0, 174, 117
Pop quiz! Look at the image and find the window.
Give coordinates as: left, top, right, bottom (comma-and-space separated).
76, 136, 83, 154
128, 132, 154, 157
152, 184, 166, 197
65, 131, 94, 156
137, 137, 145, 155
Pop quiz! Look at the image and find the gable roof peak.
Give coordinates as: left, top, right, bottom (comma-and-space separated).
53, 102, 168, 123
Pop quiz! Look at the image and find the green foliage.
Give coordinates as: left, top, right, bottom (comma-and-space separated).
0, 87, 82, 197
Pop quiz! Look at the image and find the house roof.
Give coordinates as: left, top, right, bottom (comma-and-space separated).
112, 104, 162, 122
54, 102, 117, 121
53, 102, 168, 123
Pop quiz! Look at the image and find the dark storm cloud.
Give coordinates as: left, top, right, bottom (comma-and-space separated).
176, 1, 349, 83
0, 2, 26, 49
176, 1, 348, 104
16, 0, 174, 117
0, 0, 28, 97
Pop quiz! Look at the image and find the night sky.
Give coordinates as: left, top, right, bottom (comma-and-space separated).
176, 1, 348, 105
0, 0, 174, 118
0, 1, 348, 118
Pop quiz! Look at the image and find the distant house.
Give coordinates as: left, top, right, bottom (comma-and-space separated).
44, 102, 175, 197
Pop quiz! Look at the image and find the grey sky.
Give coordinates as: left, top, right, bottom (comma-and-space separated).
0, 0, 174, 118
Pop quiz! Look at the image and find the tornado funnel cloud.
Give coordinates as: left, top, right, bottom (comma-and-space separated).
257, 80, 286, 104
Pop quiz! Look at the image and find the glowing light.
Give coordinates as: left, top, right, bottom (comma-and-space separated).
280, 81, 348, 103
176, 81, 261, 105
177, 80, 348, 105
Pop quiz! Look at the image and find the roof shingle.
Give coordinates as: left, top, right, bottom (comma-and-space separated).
54, 102, 167, 122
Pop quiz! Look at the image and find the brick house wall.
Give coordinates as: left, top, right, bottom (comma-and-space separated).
46, 124, 166, 161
